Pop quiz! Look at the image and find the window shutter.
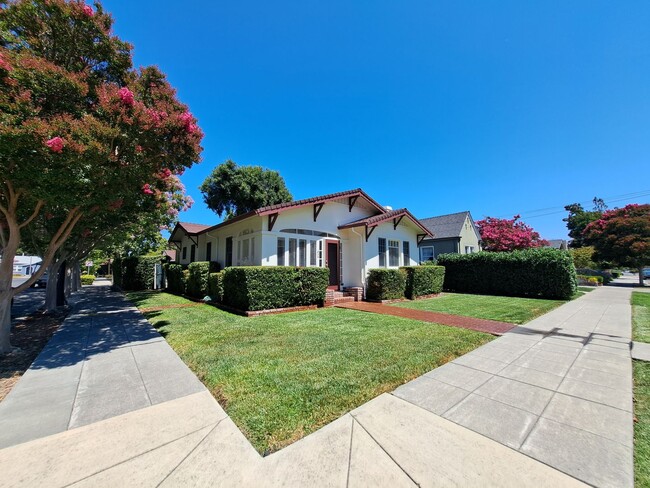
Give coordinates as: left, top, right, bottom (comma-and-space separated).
403, 241, 410, 265
277, 238, 285, 266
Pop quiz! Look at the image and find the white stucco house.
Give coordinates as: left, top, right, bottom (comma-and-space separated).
168, 189, 433, 294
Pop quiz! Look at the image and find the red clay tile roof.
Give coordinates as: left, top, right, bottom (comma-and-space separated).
339, 208, 434, 236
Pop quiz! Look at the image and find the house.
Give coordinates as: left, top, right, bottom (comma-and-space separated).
417, 211, 481, 261
168, 189, 432, 294
546, 239, 569, 250
11, 255, 42, 275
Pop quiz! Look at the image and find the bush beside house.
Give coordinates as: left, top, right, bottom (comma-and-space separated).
437, 248, 577, 299
208, 272, 224, 303
222, 267, 329, 311
366, 269, 407, 301
165, 263, 187, 294
187, 262, 211, 298
401, 266, 445, 299
112, 255, 160, 290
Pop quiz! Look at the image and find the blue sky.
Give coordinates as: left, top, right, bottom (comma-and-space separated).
104, 0, 649, 239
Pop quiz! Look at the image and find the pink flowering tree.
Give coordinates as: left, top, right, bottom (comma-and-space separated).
477, 215, 549, 252
0, 1, 203, 352
583, 204, 650, 286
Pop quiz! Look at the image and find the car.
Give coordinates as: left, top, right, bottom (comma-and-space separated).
644, 268, 650, 279
31, 272, 48, 288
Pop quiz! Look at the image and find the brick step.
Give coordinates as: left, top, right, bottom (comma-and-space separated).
323, 296, 356, 307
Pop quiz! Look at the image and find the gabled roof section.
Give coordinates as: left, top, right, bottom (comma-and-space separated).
168, 222, 210, 242
419, 211, 477, 240
338, 208, 434, 239
199, 188, 388, 234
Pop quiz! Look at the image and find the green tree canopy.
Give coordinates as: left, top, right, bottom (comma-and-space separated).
583, 204, 650, 285
200, 160, 292, 218
563, 197, 607, 248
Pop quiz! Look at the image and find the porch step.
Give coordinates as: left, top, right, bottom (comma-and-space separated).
324, 296, 355, 307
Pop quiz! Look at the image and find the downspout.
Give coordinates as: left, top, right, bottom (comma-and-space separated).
350, 227, 366, 298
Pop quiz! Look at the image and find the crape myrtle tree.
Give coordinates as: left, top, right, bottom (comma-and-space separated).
0, 0, 202, 353
583, 204, 650, 286
200, 160, 292, 219
476, 215, 549, 252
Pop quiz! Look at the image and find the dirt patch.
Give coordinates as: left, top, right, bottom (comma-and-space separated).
0, 311, 67, 401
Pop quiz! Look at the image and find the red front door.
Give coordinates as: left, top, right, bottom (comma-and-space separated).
326, 240, 339, 289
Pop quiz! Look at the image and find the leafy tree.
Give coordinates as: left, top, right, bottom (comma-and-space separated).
583, 204, 650, 286
563, 197, 607, 248
0, 0, 202, 352
200, 160, 292, 218
477, 215, 549, 252
569, 246, 596, 269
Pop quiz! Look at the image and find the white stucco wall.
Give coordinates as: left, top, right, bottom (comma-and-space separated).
459, 216, 481, 253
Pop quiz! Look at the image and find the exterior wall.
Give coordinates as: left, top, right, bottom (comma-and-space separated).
459, 216, 481, 253
418, 238, 458, 260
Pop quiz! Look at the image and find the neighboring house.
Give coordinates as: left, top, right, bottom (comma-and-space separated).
11, 255, 42, 275
168, 189, 432, 294
417, 211, 481, 261
163, 249, 177, 262
546, 239, 569, 250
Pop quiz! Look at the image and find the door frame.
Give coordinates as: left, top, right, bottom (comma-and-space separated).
325, 239, 340, 290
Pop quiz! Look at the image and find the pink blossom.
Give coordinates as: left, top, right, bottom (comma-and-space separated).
118, 87, 135, 107
179, 112, 197, 133
135, 145, 143, 153
46, 136, 65, 153
0, 52, 11, 72
82, 5, 94, 16
159, 168, 172, 179
142, 184, 154, 195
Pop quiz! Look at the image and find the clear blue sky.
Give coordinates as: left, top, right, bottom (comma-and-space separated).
104, 0, 649, 239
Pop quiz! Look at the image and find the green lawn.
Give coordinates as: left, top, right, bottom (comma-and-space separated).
633, 292, 650, 485
127, 291, 493, 454
632, 292, 650, 343
391, 292, 572, 325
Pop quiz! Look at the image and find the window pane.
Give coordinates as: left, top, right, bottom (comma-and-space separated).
299, 239, 307, 267
225, 237, 233, 267
310, 240, 316, 266
242, 239, 250, 262
182, 247, 187, 259
318, 240, 323, 266
289, 238, 297, 266
378, 238, 386, 267
190, 245, 196, 262
388, 240, 399, 267
277, 238, 285, 266
403, 241, 410, 265
420, 247, 434, 263
206, 242, 212, 262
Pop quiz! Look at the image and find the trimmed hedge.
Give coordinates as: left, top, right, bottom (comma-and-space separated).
437, 248, 577, 299
222, 266, 329, 311
80, 274, 95, 286
165, 264, 186, 294
187, 262, 211, 298
576, 268, 613, 284
113, 256, 160, 290
208, 272, 224, 303
401, 266, 445, 299
366, 269, 406, 301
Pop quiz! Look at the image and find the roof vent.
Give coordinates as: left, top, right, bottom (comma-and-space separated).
384, 205, 393, 211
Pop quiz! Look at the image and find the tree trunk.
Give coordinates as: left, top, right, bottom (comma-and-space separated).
45, 260, 63, 312
640, 267, 645, 286
0, 292, 12, 354
57, 261, 66, 307
0, 216, 20, 354
64, 262, 72, 298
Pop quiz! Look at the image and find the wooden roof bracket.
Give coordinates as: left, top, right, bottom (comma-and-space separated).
417, 234, 427, 245
189, 234, 199, 247
348, 195, 358, 212
365, 225, 377, 242
314, 202, 324, 222
268, 213, 279, 232
393, 215, 404, 230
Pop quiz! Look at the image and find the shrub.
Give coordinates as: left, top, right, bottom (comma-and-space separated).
208, 272, 224, 302
576, 268, 613, 284
437, 248, 577, 300
577, 275, 601, 286
401, 266, 445, 299
570, 246, 596, 269
114, 256, 160, 290
222, 266, 329, 311
421, 259, 438, 266
366, 269, 406, 301
165, 264, 186, 294
80, 274, 95, 285
187, 262, 211, 298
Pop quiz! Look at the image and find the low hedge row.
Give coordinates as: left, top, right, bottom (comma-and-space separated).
80, 274, 95, 286
208, 272, 224, 303
221, 267, 329, 311
187, 262, 210, 298
437, 248, 577, 299
165, 263, 186, 294
366, 266, 445, 301
402, 266, 445, 299
576, 268, 613, 284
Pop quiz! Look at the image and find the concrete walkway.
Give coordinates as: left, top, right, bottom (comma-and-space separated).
0, 282, 635, 487
0, 284, 204, 449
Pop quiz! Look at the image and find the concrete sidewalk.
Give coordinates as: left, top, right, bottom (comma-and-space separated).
0, 282, 635, 487
0, 284, 204, 449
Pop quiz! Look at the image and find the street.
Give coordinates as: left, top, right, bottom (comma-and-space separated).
10, 277, 45, 320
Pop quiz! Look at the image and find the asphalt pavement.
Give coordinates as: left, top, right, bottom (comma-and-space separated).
11, 277, 45, 320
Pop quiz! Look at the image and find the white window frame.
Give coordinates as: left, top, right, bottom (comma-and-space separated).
388, 240, 400, 267
420, 246, 435, 263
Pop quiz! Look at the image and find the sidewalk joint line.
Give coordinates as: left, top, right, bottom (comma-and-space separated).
345, 417, 354, 488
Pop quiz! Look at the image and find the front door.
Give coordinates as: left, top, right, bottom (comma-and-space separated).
326, 240, 339, 288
